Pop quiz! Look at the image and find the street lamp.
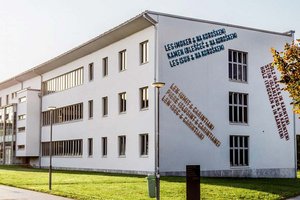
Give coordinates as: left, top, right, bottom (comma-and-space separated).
152, 82, 165, 200
48, 106, 56, 190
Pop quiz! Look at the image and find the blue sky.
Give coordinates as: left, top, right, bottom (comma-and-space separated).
0, 0, 299, 81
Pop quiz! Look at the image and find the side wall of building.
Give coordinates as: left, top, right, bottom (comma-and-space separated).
155, 14, 296, 177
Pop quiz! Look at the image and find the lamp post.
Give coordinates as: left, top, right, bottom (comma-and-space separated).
48, 106, 56, 190
152, 82, 165, 200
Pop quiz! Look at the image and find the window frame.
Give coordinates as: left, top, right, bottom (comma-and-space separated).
88, 62, 94, 81
102, 57, 108, 77
102, 137, 107, 157
140, 87, 149, 110
119, 92, 127, 113
88, 100, 93, 119
88, 138, 93, 157
229, 135, 249, 167
229, 92, 248, 124
228, 49, 248, 83
102, 96, 108, 116
140, 40, 149, 64
118, 135, 126, 157
119, 50, 126, 71
140, 134, 149, 157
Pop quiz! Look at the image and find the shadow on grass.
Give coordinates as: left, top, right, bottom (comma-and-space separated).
162, 176, 300, 198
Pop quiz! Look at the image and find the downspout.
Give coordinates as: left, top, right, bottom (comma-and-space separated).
143, 12, 160, 174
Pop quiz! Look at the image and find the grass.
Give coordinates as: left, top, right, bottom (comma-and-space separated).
0, 165, 300, 199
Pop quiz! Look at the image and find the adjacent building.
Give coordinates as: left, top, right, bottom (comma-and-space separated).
0, 11, 297, 177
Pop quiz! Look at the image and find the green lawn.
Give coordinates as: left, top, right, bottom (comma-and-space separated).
0, 165, 300, 199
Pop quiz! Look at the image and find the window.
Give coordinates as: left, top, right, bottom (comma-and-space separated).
17, 145, 25, 150
102, 96, 108, 116
42, 67, 84, 96
140, 87, 149, 109
19, 96, 26, 103
140, 41, 149, 64
118, 136, 126, 156
0, 97, 2, 107
119, 92, 126, 113
88, 138, 93, 157
42, 139, 82, 156
6, 95, 9, 105
140, 134, 148, 156
102, 57, 108, 77
119, 50, 126, 71
230, 136, 249, 166
18, 114, 26, 120
89, 63, 94, 81
18, 127, 26, 132
102, 137, 107, 157
11, 92, 17, 99
228, 50, 247, 82
88, 100, 93, 119
229, 92, 248, 124
42, 103, 83, 126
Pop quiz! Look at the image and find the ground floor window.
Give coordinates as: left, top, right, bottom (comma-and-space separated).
102, 137, 107, 157
88, 138, 93, 157
118, 135, 126, 156
140, 134, 148, 156
230, 135, 249, 166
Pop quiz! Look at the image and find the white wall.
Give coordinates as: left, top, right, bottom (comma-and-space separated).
156, 15, 295, 176
40, 26, 156, 172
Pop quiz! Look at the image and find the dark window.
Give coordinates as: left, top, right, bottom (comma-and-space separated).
102, 137, 107, 156
88, 100, 93, 119
230, 136, 249, 166
119, 50, 126, 71
88, 138, 93, 157
102, 57, 108, 77
140, 134, 148, 156
119, 92, 126, 113
228, 50, 247, 82
140, 87, 149, 109
102, 97, 108, 116
118, 136, 126, 156
229, 92, 248, 124
89, 63, 94, 81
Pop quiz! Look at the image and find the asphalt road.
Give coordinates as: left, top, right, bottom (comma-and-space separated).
0, 185, 72, 200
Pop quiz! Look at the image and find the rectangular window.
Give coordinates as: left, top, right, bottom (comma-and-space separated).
102, 137, 107, 157
88, 100, 93, 119
140, 134, 148, 156
42, 103, 83, 126
140, 41, 149, 64
89, 63, 94, 81
17, 145, 25, 150
42, 67, 84, 96
119, 50, 126, 71
230, 136, 249, 166
118, 135, 126, 156
19, 96, 26, 103
88, 138, 93, 157
229, 92, 248, 124
18, 127, 26, 132
140, 87, 149, 109
102, 57, 108, 77
11, 92, 17, 99
119, 92, 126, 113
228, 50, 247, 82
18, 114, 26, 120
0, 97, 2, 107
102, 96, 108, 116
42, 139, 82, 156
6, 95, 9, 105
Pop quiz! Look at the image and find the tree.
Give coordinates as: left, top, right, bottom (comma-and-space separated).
271, 40, 300, 113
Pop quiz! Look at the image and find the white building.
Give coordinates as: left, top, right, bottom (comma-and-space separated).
0, 11, 297, 178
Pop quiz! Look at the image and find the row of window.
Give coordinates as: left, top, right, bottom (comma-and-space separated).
42, 103, 83, 126
88, 41, 149, 81
41, 134, 149, 157
42, 87, 149, 125
40, 135, 247, 167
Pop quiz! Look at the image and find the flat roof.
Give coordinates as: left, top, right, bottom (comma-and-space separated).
0, 10, 294, 91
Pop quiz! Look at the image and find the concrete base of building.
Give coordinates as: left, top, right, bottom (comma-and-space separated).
161, 168, 296, 178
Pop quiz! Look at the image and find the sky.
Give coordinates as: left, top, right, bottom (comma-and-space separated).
0, 0, 299, 82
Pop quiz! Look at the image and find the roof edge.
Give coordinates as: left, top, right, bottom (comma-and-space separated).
146, 10, 294, 37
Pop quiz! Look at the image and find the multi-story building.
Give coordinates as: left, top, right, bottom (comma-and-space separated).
0, 11, 297, 177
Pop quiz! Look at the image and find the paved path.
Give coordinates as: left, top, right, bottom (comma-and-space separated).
0, 185, 72, 200
288, 196, 300, 200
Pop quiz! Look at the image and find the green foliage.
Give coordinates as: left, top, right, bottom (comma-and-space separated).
1, 166, 300, 199
271, 40, 300, 113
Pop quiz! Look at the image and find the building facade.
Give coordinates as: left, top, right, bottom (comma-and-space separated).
0, 11, 297, 177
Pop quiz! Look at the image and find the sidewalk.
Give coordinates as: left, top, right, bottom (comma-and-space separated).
0, 185, 72, 200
